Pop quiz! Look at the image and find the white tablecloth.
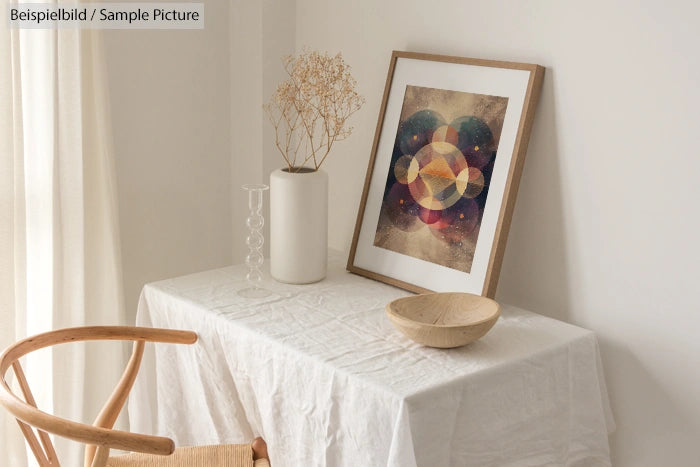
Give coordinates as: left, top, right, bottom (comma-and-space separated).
129, 252, 614, 467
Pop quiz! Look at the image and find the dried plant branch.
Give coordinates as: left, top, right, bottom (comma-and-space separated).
264, 49, 365, 172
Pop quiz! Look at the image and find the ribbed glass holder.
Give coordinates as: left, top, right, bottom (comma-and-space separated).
238, 184, 271, 298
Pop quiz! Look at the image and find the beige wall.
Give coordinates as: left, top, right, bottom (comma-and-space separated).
294, 0, 700, 465
103, 0, 233, 321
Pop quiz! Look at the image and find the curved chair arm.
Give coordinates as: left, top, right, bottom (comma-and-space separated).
0, 327, 196, 368
0, 326, 197, 459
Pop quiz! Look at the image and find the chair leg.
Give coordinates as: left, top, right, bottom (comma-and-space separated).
90, 446, 110, 467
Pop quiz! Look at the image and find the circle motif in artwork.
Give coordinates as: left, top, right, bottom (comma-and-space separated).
407, 142, 469, 210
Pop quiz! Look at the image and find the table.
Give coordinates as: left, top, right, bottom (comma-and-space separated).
129, 252, 615, 467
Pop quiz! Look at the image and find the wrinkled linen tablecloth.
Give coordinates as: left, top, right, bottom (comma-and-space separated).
129, 252, 614, 467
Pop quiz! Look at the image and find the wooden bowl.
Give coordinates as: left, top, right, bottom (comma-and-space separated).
386, 293, 500, 348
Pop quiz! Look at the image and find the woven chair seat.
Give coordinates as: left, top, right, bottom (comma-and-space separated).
107, 443, 270, 467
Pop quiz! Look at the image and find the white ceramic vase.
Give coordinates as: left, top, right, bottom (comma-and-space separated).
270, 168, 328, 283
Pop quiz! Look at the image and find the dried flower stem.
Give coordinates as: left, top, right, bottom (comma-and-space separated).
264, 49, 365, 172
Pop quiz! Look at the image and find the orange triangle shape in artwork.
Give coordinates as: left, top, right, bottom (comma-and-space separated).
421, 157, 455, 180
419, 173, 454, 197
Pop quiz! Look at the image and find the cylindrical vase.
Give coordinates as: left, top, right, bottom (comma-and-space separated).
270, 167, 328, 283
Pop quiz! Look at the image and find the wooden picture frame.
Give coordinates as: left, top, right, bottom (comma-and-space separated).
347, 51, 544, 298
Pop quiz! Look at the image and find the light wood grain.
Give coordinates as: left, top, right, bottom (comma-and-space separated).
482, 64, 545, 298
12, 361, 58, 464
0, 326, 269, 467
0, 327, 194, 466
347, 50, 401, 277
347, 51, 545, 298
15, 418, 50, 466
386, 293, 500, 348
84, 340, 146, 467
91, 446, 111, 467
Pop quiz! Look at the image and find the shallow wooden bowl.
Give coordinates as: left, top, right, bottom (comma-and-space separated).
386, 293, 500, 348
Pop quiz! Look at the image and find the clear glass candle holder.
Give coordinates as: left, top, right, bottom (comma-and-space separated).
238, 184, 271, 298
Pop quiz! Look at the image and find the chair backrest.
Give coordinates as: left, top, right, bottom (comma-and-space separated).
0, 326, 198, 467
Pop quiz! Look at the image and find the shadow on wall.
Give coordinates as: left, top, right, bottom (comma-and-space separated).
496, 68, 572, 323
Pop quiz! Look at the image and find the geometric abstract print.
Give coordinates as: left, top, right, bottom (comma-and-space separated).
374, 86, 508, 273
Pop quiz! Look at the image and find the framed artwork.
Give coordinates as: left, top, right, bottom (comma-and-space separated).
347, 51, 544, 297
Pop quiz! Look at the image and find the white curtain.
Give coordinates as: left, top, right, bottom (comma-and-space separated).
1, 15, 127, 467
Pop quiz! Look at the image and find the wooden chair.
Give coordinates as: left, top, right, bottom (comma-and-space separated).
0, 326, 270, 467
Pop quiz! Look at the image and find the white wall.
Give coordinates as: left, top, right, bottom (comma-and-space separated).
103, 0, 233, 321
103, 0, 296, 320
101, 0, 700, 464
293, 0, 700, 465
230, 0, 264, 262
261, 0, 297, 252
230, 0, 296, 262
